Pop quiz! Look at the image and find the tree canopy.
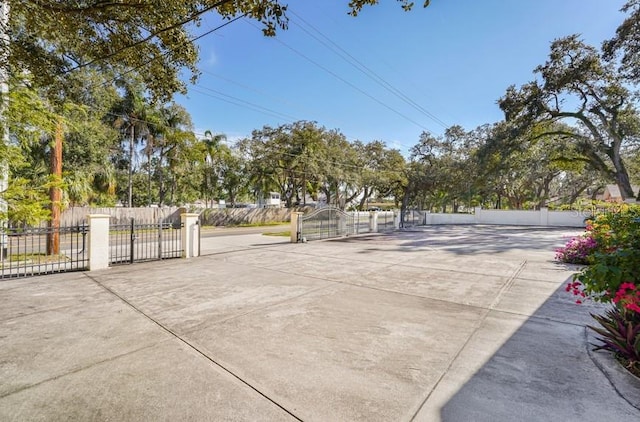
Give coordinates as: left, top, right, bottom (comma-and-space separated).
5, 0, 429, 101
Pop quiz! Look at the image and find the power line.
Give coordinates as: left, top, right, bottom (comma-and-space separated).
304, 2, 454, 126
242, 19, 435, 134
288, 9, 450, 130
98, 15, 246, 90
56, 0, 237, 75
196, 68, 417, 152
190, 85, 301, 122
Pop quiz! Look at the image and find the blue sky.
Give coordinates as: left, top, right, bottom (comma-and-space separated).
175, 0, 627, 153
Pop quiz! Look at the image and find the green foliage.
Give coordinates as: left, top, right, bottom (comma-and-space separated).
499, 34, 639, 200
8, 1, 423, 102
2, 178, 51, 225
574, 204, 640, 302
589, 307, 640, 376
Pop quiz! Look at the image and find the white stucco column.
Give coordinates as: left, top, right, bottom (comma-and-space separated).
87, 214, 110, 271
369, 211, 378, 233
394, 210, 400, 229
181, 213, 200, 258
290, 212, 304, 243
474, 207, 482, 224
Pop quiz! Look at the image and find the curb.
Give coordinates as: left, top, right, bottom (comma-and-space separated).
585, 327, 640, 411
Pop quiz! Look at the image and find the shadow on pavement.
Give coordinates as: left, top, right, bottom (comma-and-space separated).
432, 282, 639, 422
333, 225, 578, 256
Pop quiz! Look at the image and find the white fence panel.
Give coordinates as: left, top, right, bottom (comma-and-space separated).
547, 211, 589, 227
420, 208, 587, 228
426, 213, 475, 225
478, 209, 541, 226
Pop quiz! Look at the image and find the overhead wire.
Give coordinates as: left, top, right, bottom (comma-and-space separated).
288, 9, 450, 130
53, 0, 237, 75
20, 4, 421, 156
20, 2, 422, 152
302, 2, 455, 127
242, 19, 435, 134
190, 85, 301, 122
96, 14, 246, 90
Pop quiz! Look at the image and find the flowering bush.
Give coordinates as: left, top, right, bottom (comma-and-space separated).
555, 234, 597, 264
572, 204, 640, 303
613, 282, 640, 314
565, 280, 587, 304
563, 204, 640, 377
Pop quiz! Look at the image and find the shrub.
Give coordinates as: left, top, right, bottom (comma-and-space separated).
589, 305, 640, 378
555, 234, 597, 265
565, 204, 640, 377
572, 204, 640, 304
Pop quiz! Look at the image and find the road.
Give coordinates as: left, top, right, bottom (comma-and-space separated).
200, 224, 290, 238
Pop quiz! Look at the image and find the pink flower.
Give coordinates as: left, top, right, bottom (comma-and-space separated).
620, 282, 636, 291
626, 303, 640, 313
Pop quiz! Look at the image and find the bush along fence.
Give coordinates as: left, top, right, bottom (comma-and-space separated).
555, 203, 640, 378
0, 213, 200, 279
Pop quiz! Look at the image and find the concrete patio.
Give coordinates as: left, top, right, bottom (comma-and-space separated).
1, 225, 639, 421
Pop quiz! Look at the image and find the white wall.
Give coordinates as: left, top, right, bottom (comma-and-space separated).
548, 210, 589, 227
421, 208, 587, 228
426, 213, 475, 225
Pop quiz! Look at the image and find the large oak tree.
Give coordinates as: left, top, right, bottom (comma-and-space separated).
5, 0, 429, 101
499, 35, 640, 200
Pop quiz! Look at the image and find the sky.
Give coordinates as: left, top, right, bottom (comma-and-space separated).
174, 0, 628, 154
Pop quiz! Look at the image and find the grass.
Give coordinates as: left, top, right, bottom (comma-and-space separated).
200, 222, 289, 230
262, 231, 291, 237
224, 221, 289, 228
1, 253, 70, 268
10, 252, 69, 261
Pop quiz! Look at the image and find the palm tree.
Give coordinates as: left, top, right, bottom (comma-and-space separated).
153, 103, 196, 206
111, 80, 150, 207
201, 129, 227, 208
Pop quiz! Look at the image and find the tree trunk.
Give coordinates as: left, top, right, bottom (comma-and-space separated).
613, 159, 635, 200
128, 124, 134, 207
609, 140, 635, 199
358, 187, 371, 210
47, 119, 63, 255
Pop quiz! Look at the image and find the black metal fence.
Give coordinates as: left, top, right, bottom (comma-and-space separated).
0, 224, 89, 279
109, 219, 182, 265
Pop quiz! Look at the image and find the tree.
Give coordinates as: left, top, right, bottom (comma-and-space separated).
352, 140, 405, 210
239, 121, 338, 208
316, 128, 357, 209
603, 0, 640, 83
201, 130, 227, 207
152, 103, 198, 206
5, 0, 429, 102
216, 144, 248, 206
499, 35, 640, 200
110, 80, 152, 207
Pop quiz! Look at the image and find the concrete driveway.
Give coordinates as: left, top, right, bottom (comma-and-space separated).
1, 225, 639, 421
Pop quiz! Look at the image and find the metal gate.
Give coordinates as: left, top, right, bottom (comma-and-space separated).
297, 207, 354, 242
1, 223, 89, 279
401, 209, 426, 227
377, 211, 396, 232
109, 219, 182, 265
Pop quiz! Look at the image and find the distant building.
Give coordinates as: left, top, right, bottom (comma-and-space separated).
602, 184, 639, 202
258, 192, 281, 208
